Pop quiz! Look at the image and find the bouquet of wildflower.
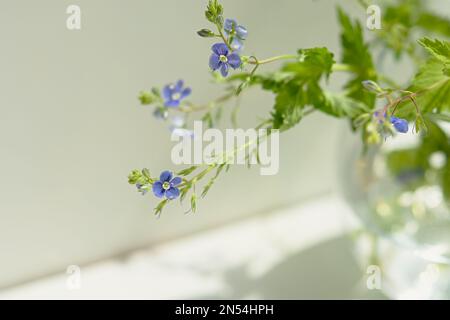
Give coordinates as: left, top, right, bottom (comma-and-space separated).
128, 0, 450, 216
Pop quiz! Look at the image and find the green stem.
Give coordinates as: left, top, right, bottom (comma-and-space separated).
332, 63, 355, 72
217, 25, 232, 51
247, 54, 353, 73
180, 92, 234, 112
248, 54, 298, 65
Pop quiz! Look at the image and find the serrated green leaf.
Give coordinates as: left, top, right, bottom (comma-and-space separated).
282, 47, 335, 80
408, 58, 450, 115
337, 7, 377, 108
271, 80, 305, 130
318, 93, 371, 119
418, 38, 450, 64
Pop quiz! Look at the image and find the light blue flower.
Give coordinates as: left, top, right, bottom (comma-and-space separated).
209, 43, 241, 77
224, 19, 247, 52
224, 19, 247, 40
162, 80, 191, 107
152, 171, 182, 200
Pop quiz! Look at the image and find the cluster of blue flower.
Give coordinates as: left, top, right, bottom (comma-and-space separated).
374, 110, 409, 134
209, 19, 246, 77
142, 20, 248, 199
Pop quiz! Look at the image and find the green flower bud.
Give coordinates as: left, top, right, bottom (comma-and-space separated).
138, 91, 155, 105
361, 80, 383, 93
197, 29, 215, 38
128, 170, 143, 184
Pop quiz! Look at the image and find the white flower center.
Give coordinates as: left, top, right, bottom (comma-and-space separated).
162, 181, 171, 190
219, 55, 228, 63
171, 92, 181, 100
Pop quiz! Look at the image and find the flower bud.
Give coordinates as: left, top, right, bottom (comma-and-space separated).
362, 80, 383, 93
139, 91, 155, 105
197, 29, 215, 38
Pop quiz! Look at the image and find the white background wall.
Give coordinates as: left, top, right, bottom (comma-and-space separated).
1, 0, 437, 288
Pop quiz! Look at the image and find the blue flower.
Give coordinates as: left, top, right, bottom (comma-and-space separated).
136, 183, 148, 195
390, 116, 409, 133
152, 171, 182, 200
230, 38, 244, 52
209, 43, 241, 77
224, 19, 247, 41
373, 110, 386, 123
162, 80, 191, 107
224, 19, 247, 52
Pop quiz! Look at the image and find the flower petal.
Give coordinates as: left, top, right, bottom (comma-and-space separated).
220, 63, 229, 77
164, 99, 180, 108
162, 85, 173, 100
165, 187, 180, 200
230, 38, 243, 52
236, 25, 248, 40
159, 170, 173, 182
170, 176, 182, 186
152, 181, 165, 198
390, 116, 399, 123
227, 53, 241, 69
212, 43, 228, 56
391, 117, 409, 133
180, 87, 191, 99
175, 80, 184, 92
224, 19, 237, 34
209, 53, 221, 70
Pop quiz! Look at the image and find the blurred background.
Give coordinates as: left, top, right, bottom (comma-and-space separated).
0, 0, 448, 299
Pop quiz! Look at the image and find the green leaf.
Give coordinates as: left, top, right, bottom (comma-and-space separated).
318, 93, 371, 119
270, 47, 336, 130
337, 7, 377, 108
271, 80, 305, 130
154, 199, 169, 216
417, 12, 450, 38
201, 164, 224, 198
409, 57, 450, 115
418, 38, 450, 64
177, 166, 198, 176
190, 194, 197, 213
282, 47, 335, 80
386, 120, 450, 189
202, 112, 214, 128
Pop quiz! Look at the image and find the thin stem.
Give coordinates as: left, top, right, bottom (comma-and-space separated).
248, 54, 298, 65
217, 25, 232, 51
180, 92, 234, 112
332, 63, 355, 72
